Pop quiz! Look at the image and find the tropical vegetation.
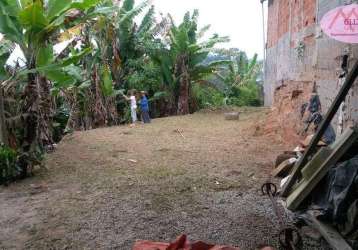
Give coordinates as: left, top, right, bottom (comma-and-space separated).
0, 0, 262, 184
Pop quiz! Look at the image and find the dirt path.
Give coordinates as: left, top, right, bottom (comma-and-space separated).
0, 108, 325, 249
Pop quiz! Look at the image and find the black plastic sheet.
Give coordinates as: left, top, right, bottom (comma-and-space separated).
311, 155, 358, 241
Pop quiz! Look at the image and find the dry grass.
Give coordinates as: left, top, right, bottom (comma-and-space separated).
0, 108, 327, 249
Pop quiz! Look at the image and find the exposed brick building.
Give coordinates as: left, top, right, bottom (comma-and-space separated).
264, 0, 358, 141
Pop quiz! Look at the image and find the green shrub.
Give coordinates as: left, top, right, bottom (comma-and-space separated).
53, 104, 70, 142
191, 84, 225, 110
226, 82, 262, 107
0, 144, 19, 185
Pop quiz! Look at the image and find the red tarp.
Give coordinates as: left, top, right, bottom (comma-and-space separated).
133, 235, 240, 250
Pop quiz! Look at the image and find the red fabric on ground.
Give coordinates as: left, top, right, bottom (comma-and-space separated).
133, 235, 240, 250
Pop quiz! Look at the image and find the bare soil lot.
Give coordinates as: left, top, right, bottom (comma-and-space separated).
0, 108, 326, 249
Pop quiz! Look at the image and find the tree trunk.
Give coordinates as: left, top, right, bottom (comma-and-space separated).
38, 76, 53, 145
0, 87, 8, 146
91, 66, 107, 127
22, 73, 39, 151
105, 96, 118, 126
19, 65, 40, 177
65, 92, 81, 132
176, 54, 190, 115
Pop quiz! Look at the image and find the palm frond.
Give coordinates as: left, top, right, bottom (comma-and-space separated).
199, 35, 230, 50
121, 0, 135, 12
248, 53, 258, 72
213, 72, 226, 82
137, 5, 155, 37
206, 60, 231, 67
191, 9, 199, 23
117, 0, 148, 26
198, 24, 211, 39
0, 39, 15, 81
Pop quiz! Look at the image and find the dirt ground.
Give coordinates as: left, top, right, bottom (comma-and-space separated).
0, 108, 328, 250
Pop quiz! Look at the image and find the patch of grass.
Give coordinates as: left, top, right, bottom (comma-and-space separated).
211, 180, 242, 192
136, 165, 186, 181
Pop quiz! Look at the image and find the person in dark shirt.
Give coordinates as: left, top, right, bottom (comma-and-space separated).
140, 91, 151, 123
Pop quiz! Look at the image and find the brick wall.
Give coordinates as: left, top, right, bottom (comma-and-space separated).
267, 0, 316, 49
264, 0, 358, 143
267, 0, 279, 48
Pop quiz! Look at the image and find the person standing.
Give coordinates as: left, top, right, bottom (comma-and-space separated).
140, 91, 151, 123
123, 90, 138, 126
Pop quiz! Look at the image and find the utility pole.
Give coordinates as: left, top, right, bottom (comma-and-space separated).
260, 0, 267, 69
260, 0, 267, 106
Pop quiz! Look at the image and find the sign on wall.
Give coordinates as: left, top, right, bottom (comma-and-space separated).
321, 4, 358, 43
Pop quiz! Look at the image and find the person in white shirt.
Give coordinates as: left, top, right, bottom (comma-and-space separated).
123, 90, 137, 125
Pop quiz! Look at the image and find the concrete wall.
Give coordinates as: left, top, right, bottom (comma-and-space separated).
265, 0, 317, 106
264, 0, 358, 138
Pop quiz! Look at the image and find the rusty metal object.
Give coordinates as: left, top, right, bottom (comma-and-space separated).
279, 228, 302, 250
261, 182, 302, 250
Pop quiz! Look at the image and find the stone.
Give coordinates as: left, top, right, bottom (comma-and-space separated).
224, 112, 240, 121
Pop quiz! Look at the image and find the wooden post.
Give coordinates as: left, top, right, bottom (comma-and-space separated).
281, 60, 358, 197
303, 212, 352, 250
0, 87, 8, 146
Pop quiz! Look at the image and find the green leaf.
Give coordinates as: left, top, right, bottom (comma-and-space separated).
50, 87, 60, 97
149, 91, 168, 101
78, 80, 91, 89
64, 65, 83, 82
71, 0, 100, 11
118, 0, 148, 25
20, 0, 33, 9
18, 2, 48, 31
101, 66, 114, 97
137, 5, 155, 36
0, 40, 14, 80
199, 35, 230, 49
0, 58, 9, 81
191, 51, 209, 66
47, 0, 101, 24
207, 60, 231, 67
60, 48, 92, 67
86, 6, 117, 18
46, 70, 74, 87
46, 0, 72, 21
0, 15, 23, 44
36, 45, 54, 67
0, 0, 21, 17
47, 0, 103, 31
198, 24, 210, 39
20, 47, 92, 78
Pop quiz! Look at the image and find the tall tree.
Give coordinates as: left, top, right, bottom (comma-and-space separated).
151, 10, 229, 115
214, 51, 261, 105
0, 40, 13, 145
115, 0, 155, 88
0, 0, 110, 175
0, 87, 7, 146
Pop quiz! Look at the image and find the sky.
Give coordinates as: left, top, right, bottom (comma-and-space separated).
152, 0, 267, 59
2, 1, 267, 65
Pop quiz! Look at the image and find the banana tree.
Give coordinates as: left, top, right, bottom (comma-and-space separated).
0, 40, 14, 145
115, 0, 156, 89
0, 88, 7, 145
0, 0, 109, 175
75, 0, 152, 126
151, 10, 229, 115
215, 52, 260, 105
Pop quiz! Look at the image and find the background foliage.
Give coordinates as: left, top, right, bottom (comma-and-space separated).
0, 0, 263, 182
